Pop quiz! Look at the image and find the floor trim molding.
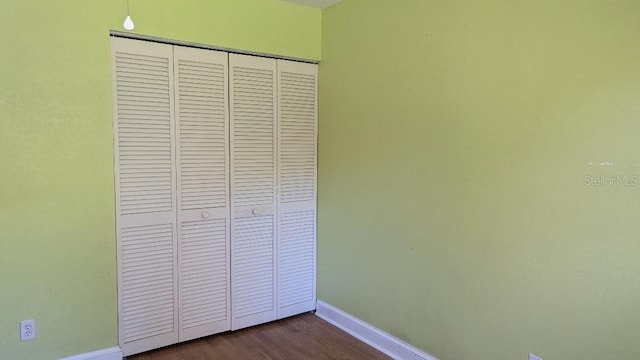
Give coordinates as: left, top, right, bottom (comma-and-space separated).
315, 301, 437, 360
60, 346, 122, 360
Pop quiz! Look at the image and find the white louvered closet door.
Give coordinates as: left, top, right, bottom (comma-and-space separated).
112, 38, 178, 356
229, 54, 278, 330
276, 60, 318, 319
174, 46, 231, 341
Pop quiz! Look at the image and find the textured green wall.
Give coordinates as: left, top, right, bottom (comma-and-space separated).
318, 1, 640, 359
0, 1, 319, 359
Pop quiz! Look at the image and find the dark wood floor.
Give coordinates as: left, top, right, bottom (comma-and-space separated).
128, 313, 391, 360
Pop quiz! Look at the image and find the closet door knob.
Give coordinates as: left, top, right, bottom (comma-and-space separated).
252, 208, 260, 215
201, 212, 210, 219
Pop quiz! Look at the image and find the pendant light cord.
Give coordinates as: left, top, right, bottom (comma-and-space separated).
123, 0, 135, 30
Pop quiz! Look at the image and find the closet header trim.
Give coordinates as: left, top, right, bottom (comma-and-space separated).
109, 30, 319, 64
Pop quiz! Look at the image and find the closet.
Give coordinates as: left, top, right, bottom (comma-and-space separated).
111, 37, 317, 356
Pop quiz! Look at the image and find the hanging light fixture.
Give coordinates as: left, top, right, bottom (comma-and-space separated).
123, 0, 135, 30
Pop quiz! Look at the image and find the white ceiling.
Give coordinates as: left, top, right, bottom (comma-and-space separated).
281, 0, 343, 9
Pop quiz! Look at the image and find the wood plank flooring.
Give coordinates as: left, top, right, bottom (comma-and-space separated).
128, 313, 391, 360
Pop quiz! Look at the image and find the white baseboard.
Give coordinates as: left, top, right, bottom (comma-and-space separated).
60, 346, 122, 360
315, 301, 437, 360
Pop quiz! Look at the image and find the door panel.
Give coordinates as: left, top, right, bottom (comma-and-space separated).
276, 60, 318, 318
112, 37, 179, 357
174, 46, 231, 341
229, 54, 278, 330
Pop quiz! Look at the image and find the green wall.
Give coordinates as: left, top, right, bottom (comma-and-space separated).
0, 1, 319, 359
318, 1, 640, 359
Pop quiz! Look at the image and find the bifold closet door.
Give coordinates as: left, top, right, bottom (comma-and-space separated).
174, 46, 231, 341
114, 37, 317, 354
112, 37, 178, 356
229, 54, 278, 330
276, 60, 318, 319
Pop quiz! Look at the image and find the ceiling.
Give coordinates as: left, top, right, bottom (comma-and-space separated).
281, 0, 343, 9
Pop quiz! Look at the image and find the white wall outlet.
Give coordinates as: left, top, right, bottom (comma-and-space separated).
529, 353, 543, 360
20, 319, 35, 341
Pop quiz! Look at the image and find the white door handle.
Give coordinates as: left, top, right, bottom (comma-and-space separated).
201, 212, 210, 219
252, 208, 259, 215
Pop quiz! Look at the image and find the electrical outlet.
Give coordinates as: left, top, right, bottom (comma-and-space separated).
529, 354, 543, 360
20, 319, 35, 341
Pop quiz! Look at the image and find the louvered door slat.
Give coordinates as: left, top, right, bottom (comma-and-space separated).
175, 46, 230, 342
276, 60, 318, 319
181, 219, 228, 329
278, 68, 316, 205
230, 54, 277, 330
112, 37, 178, 357
233, 215, 275, 316
121, 224, 174, 341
